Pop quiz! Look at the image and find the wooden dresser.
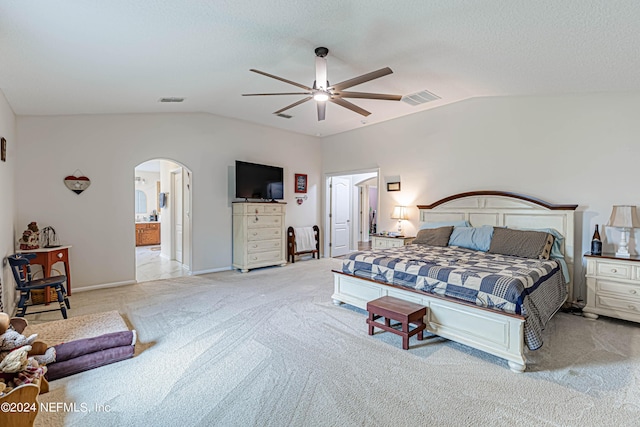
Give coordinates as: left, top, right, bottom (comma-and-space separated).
233, 202, 287, 272
135, 222, 160, 246
583, 252, 640, 323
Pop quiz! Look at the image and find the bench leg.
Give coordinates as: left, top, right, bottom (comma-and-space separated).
368, 313, 375, 335
402, 322, 409, 350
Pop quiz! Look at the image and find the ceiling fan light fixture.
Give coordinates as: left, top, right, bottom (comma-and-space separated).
313, 91, 329, 102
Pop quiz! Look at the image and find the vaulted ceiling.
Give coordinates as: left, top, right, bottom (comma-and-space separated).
2, 1, 640, 137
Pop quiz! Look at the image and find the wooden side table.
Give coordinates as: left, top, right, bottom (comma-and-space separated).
17, 245, 72, 304
583, 252, 640, 323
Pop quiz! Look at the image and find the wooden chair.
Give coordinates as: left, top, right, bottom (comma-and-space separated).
7, 253, 70, 319
287, 226, 320, 263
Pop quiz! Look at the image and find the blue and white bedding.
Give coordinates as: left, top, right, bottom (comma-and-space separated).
342, 245, 567, 350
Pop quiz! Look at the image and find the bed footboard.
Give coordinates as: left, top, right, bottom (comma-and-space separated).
332, 271, 527, 372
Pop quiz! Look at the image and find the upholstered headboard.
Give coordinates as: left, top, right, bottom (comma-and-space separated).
417, 191, 578, 302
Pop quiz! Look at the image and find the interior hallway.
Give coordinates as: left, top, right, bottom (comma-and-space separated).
136, 246, 187, 282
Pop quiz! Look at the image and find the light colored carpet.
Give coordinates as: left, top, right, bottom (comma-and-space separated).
32, 258, 640, 426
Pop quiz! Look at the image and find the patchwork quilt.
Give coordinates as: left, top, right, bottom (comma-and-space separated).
342, 245, 567, 350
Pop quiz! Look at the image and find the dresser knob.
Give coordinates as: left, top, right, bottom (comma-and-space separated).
611, 269, 617, 273
629, 305, 637, 311
631, 289, 638, 295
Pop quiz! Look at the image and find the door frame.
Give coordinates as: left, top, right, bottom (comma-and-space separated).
134, 158, 193, 282
323, 167, 380, 257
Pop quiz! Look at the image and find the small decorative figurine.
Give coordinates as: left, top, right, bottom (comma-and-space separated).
18, 222, 40, 250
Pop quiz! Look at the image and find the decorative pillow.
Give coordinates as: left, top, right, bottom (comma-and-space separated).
448, 225, 494, 252
419, 220, 469, 230
488, 228, 555, 260
413, 226, 454, 247
508, 227, 564, 259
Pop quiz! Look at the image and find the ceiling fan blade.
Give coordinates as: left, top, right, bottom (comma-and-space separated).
250, 69, 312, 91
317, 101, 326, 121
315, 56, 328, 90
330, 67, 394, 91
273, 96, 313, 115
242, 92, 311, 96
333, 91, 402, 101
329, 97, 371, 117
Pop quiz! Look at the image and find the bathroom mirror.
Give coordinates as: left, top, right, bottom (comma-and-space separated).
135, 190, 147, 214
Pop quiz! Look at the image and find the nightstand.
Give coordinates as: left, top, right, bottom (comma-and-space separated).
583, 252, 640, 323
370, 234, 415, 249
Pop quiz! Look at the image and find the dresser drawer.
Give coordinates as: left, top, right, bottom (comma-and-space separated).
373, 238, 389, 249
596, 279, 640, 299
596, 294, 640, 315
247, 239, 282, 253
247, 227, 282, 241
247, 250, 283, 264
387, 239, 405, 248
248, 215, 282, 228
596, 261, 632, 280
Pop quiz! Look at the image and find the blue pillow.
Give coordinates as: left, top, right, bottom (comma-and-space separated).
448, 225, 494, 252
419, 220, 470, 230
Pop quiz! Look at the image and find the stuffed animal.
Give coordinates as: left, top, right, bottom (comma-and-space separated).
0, 345, 30, 373
0, 313, 56, 366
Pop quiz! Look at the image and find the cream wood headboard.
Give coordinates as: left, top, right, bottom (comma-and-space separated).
417, 191, 578, 302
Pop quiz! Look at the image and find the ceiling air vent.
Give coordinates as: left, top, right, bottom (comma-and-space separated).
276, 113, 293, 119
401, 90, 440, 106
159, 97, 185, 103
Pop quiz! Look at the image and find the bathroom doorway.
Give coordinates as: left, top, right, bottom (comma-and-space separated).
134, 159, 192, 282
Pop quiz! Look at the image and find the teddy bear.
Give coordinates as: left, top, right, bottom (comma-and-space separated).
18, 221, 40, 250
0, 313, 56, 367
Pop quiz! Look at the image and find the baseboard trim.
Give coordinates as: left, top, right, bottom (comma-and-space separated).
72, 280, 137, 293
190, 266, 232, 275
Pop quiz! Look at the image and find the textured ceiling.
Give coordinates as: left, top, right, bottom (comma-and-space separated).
1, 1, 640, 137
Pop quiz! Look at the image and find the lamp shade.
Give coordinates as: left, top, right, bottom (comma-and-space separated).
608, 205, 640, 228
391, 206, 408, 220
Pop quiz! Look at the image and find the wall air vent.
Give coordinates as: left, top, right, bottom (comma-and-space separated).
276, 113, 293, 119
401, 90, 441, 106
159, 97, 185, 103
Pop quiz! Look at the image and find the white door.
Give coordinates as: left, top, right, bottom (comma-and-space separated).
172, 169, 183, 263
331, 177, 351, 257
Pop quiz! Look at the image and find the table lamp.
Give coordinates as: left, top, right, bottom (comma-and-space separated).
608, 205, 640, 258
391, 206, 408, 235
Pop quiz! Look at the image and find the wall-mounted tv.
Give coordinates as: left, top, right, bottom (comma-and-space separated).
235, 160, 284, 200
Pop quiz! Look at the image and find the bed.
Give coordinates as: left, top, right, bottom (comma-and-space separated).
332, 191, 577, 372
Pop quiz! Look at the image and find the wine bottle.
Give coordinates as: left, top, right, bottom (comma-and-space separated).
591, 224, 602, 256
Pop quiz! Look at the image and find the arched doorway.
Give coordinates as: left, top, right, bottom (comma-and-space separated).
134, 159, 193, 282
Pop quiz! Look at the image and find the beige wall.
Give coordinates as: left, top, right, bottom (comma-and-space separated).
16, 113, 321, 290
321, 92, 640, 300
0, 90, 17, 313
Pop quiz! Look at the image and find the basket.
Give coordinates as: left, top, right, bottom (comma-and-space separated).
29, 268, 64, 305
30, 288, 60, 305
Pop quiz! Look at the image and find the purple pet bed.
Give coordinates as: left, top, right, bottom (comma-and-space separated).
45, 330, 136, 381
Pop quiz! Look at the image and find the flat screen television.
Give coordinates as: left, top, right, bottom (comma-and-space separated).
235, 160, 284, 200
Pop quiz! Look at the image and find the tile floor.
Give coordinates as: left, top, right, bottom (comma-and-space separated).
135, 246, 188, 283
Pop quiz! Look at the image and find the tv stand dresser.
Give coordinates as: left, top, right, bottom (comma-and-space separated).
232, 202, 287, 272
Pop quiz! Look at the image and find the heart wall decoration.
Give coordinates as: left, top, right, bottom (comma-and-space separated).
64, 174, 91, 195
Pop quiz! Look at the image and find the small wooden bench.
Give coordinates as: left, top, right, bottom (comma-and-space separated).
366, 296, 427, 350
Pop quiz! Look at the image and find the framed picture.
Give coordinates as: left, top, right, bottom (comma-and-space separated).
387, 182, 401, 191
1, 137, 6, 162
295, 173, 307, 193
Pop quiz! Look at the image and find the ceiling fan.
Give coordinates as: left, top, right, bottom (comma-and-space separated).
242, 47, 402, 121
